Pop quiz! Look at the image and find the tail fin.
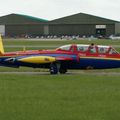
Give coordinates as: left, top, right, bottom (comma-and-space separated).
0, 35, 4, 54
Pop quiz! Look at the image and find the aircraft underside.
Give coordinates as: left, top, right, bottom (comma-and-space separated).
1, 56, 120, 74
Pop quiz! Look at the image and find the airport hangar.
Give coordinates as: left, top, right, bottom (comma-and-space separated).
0, 13, 120, 37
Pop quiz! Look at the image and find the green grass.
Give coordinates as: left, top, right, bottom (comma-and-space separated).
0, 75, 120, 120
3, 38, 120, 52
3, 38, 120, 46
1, 38, 120, 120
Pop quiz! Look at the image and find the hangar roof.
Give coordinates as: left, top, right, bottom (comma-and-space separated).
49, 13, 119, 24
0, 13, 49, 25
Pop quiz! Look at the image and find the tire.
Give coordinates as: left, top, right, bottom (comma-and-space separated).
49, 63, 58, 74
59, 69, 67, 74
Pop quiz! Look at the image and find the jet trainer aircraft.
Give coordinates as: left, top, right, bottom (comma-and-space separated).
0, 35, 120, 74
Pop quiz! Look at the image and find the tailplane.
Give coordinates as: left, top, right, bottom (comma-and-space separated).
0, 35, 4, 54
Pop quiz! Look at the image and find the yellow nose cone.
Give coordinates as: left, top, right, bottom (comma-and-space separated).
18, 56, 56, 64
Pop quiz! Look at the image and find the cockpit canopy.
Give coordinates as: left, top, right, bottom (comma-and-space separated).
56, 44, 119, 55
58, 45, 72, 51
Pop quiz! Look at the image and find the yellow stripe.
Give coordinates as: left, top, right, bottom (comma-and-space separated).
0, 35, 4, 54
80, 56, 120, 61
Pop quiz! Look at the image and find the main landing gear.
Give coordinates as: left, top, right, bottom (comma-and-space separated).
49, 63, 67, 74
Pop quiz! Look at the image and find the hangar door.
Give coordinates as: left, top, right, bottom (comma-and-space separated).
0, 25, 5, 36
96, 25, 106, 36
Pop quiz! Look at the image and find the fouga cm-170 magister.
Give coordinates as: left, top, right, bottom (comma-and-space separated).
0, 35, 120, 74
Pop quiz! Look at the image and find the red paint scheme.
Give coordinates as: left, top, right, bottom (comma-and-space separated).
1, 43, 120, 74
3, 44, 120, 59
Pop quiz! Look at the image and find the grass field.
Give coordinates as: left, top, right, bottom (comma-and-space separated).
1, 74, 120, 120
3, 38, 120, 52
1, 38, 120, 120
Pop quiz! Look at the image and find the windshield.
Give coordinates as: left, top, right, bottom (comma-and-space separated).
108, 48, 119, 54
57, 45, 71, 51
98, 46, 119, 54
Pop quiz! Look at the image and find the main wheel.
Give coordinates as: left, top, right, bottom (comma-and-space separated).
59, 69, 67, 74
49, 63, 58, 74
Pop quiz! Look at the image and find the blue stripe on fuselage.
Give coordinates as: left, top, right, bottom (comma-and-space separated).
1, 54, 120, 69
70, 57, 120, 69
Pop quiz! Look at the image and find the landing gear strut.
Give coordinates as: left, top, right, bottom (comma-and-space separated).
49, 63, 67, 74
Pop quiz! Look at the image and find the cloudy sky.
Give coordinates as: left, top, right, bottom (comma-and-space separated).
0, 0, 120, 21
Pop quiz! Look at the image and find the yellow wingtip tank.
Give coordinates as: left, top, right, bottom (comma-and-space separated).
18, 56, 56, 64
0, 34, 4, 54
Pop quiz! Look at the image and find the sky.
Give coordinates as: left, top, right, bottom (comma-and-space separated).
0, 0, 120, 21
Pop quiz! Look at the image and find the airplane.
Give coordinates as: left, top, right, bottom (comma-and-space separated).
0, 35, 120, 74
109, 35, 120, 40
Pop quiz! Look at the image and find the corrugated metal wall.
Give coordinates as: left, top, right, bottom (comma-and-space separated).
5, 23, 115, 37
49, 24, 95, 36
106, 24, 115, 36
5, 24, 44, 36
48, 24, 115, 36
115, 23, 120, 35
0, 13, 118, 37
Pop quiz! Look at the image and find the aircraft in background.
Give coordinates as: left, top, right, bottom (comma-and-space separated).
1, 35, 120, 74
109, 35, 120, 40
